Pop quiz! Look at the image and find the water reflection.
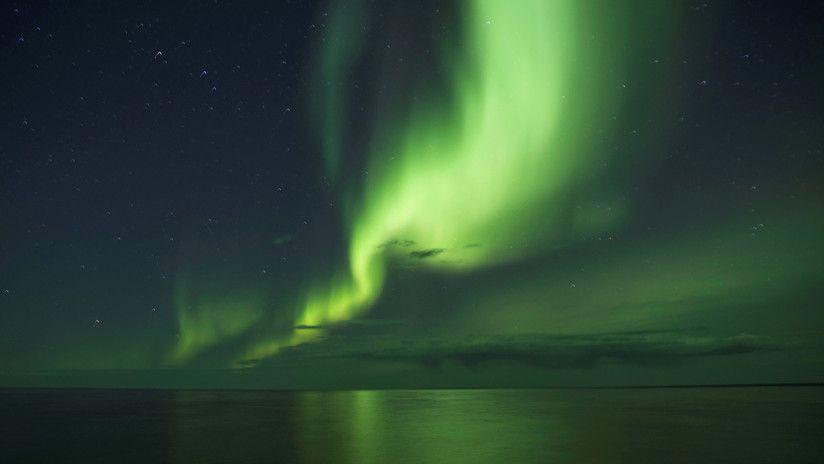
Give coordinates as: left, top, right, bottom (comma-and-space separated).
1, 387, 822, 463
295, 390, 567, 463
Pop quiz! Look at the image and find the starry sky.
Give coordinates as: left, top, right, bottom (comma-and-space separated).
1, 0, 823, 389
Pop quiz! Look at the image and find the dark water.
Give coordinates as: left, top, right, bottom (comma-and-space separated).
2, 386, 822, 463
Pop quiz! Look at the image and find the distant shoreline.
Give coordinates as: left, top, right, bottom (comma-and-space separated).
1, 382, 822, 393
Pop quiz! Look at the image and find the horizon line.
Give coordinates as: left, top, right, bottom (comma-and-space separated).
1, 382, 822, 393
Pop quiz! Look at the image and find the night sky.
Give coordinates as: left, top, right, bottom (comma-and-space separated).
1, 0, 823, 389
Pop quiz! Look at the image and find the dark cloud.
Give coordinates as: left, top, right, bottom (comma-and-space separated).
295, 319, 406, 332
409, 248, 446, 259
262, 330, 778, 370
378, 239, 418, 249
236, 359, 261, 368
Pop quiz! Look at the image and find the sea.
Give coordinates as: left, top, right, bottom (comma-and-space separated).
1, 386, 822, 463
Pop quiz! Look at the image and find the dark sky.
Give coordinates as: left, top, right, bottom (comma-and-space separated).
1, 0, 823, 389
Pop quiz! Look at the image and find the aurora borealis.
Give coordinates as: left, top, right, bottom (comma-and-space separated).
234, 0, 643, 363
1, 0, 823, 389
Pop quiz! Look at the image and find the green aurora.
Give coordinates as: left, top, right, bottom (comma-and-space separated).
172, 0, 670, 365
2, 0, 823, 388
165, 0, 824, 375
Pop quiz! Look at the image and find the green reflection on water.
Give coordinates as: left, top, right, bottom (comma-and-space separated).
158, 388, 824, 464
295, 389, 566, 463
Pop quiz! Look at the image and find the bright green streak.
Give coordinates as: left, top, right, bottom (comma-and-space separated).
242, 0, 630, 361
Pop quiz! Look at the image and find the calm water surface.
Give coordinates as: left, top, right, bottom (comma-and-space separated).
2, 386, 822, 463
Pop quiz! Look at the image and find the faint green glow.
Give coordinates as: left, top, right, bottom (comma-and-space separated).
458, 207, 824, 335
171, 277, 266, 363
272, 234, 292, 246
315, 0, 365, 181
